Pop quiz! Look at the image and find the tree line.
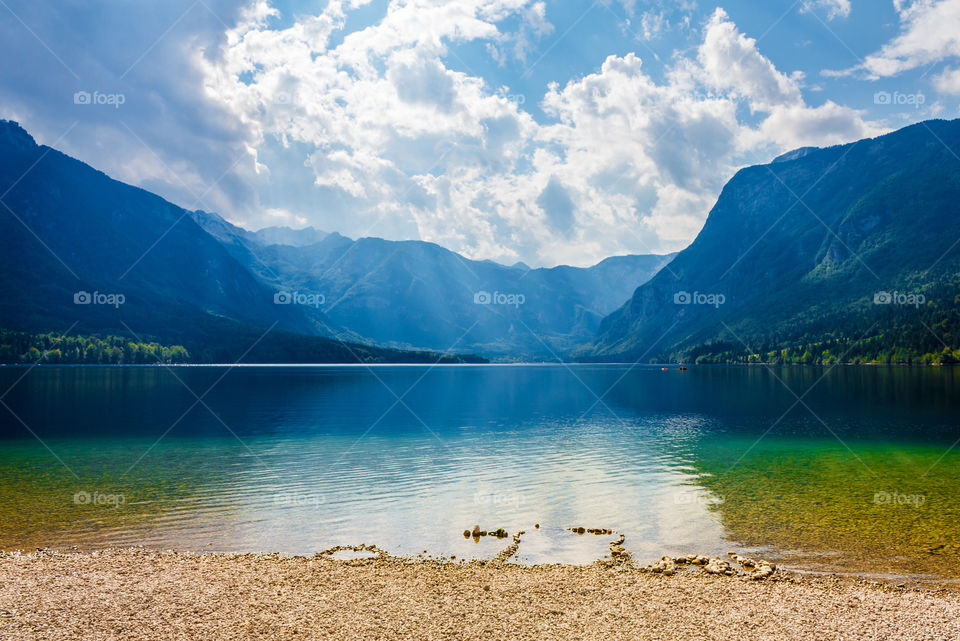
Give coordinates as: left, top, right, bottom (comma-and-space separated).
0, 330, 191, 364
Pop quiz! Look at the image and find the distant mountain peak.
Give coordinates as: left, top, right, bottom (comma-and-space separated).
772, 146, 819, 163
250, 224, 328, 247
0, 120, 37, 151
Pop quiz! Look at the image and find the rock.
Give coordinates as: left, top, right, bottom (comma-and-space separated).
704, 558, 732, 575
463, 530, 471, 538
534, 523, 540, 529
750, 564, 775, 580
471, 525, 481, 537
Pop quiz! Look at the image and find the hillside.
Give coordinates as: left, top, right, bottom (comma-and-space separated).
580, 119, 960, 364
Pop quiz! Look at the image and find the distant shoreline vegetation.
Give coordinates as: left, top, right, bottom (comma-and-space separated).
0, 329, 487, 365
678, 333, 960, 366
0, 330, 191, 364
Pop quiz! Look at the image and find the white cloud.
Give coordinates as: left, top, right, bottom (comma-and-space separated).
696, 9, 803, 111
933, 66, 960, 92
800, 0, 852, 20
201, 3, 881, 267
858, 0, 960, 77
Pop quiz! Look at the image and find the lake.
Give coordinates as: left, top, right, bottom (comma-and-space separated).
1, 364, 958, 580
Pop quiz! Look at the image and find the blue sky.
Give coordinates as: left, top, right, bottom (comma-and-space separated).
1, 0, 958, 266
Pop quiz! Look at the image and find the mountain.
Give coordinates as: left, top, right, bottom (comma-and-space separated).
580, 119, 960, 364
0, 120, 478, 363
192, 211, 674, 358
250, 225, 327, 247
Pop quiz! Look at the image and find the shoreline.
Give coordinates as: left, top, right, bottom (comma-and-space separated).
3, 547, 960, 640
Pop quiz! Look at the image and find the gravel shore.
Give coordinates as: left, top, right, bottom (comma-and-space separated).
2, 548, 959, 640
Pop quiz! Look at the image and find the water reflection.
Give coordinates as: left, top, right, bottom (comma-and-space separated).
0, 364, 957, 575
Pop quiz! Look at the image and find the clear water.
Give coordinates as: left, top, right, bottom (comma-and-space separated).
1, 364, 958, 578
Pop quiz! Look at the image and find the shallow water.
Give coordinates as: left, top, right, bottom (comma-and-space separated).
0, 364, 958, 578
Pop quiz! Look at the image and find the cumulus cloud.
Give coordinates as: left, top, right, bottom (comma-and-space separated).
197, 3, 883, 267
856, 0, 960, 77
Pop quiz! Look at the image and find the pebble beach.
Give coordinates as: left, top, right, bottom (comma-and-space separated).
2, 548, 959, 641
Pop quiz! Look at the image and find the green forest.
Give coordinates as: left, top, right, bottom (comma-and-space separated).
679, 309, 960, 365
0, 330, 191, 364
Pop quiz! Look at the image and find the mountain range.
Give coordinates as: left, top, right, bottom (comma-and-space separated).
0, 119, 670, 362
191, 210, 673, 358
2, 117, 958, 364
0, 120, 485, 363
580, 119, 960, 365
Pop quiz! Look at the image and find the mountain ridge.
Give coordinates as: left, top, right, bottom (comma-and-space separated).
191, 210, 675, 358
580, 118, 960, 364
0, 118, 672, 361
0, 119, 480, 363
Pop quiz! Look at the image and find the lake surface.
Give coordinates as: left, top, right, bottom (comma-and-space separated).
1, 364, 959, 579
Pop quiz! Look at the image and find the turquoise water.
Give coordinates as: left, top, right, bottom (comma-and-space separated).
1, 364, 958, 577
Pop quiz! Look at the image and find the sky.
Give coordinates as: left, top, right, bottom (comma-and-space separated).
1, 0, 958, 267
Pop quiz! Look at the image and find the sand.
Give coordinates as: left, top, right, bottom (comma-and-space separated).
1, 548, 959, 641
